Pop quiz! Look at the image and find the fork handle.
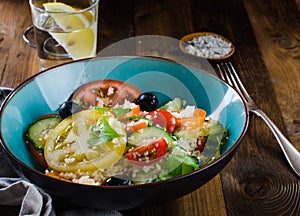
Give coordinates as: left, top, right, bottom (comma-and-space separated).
251, 108, 300, 176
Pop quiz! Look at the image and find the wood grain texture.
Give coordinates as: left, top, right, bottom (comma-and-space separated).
180, 0, 300, 215
130, 175, 227, 216
223, 0, 300, 215
0, 0, 39, 86
244, 0, 300, 148
98, 0, 135, 51
0, 0, 300, 215
134, 0, 193, 38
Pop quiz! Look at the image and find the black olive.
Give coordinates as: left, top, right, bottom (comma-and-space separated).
104, 176, 132, 186
136, 92, 158, 112
58, 100, 84, 119
192, 156, 203, 167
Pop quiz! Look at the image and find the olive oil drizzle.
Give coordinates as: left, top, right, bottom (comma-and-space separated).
54, 122, 74, 150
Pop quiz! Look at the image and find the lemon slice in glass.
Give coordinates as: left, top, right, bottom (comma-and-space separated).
43, 2, 97, 60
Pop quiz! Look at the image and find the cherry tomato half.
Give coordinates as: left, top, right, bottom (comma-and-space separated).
144, 110, 176, 133
71, 80, 141, 108
195, 136, 207, 152
125, 138, 168, 165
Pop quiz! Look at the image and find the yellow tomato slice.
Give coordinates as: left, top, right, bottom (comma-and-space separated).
44, 109, 126, 172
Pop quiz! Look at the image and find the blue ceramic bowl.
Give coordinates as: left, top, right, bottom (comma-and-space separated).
0, 56, 248, 210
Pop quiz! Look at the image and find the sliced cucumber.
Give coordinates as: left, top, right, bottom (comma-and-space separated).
127, 126, 175, 147
27, 115, 62, 152
174, 129, 199, 140
159, 98, 183, 111
174, 120, 224, 140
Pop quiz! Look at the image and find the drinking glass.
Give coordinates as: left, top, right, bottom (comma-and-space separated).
29, 0, 99, 70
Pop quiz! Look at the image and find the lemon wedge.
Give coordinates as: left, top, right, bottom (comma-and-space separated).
43, 2, 97, 60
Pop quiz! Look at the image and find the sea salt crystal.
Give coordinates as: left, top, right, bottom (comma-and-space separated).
185, 35, 232, 59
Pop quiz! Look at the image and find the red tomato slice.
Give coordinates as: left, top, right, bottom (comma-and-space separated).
144, 110, 176, 133
71, 80, 141, 108
125, 138, 168, 165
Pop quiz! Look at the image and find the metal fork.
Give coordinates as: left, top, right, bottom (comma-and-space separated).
216, 62, 300, 177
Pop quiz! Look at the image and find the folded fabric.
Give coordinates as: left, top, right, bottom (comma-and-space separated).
0, 177, 55, 216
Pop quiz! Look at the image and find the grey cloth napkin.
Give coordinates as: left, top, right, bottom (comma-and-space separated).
0, 178, 54, 216
0, 148, 124, 216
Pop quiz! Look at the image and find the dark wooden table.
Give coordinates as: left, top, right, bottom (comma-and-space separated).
1, 0, 300, 215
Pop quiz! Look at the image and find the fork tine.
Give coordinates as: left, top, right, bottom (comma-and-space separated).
216, 63, 233, 86
218, 62, 300, 177
222, 63, 234, 86
216, 62, 252, 104
216, 64, 225, 80
225, 62, 254, 103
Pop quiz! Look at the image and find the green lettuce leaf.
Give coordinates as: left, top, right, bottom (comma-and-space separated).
88, 116, 121, 146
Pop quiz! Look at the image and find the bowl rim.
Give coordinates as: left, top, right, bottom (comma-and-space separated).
0, 55, 249, 189
179, 32, 235, 61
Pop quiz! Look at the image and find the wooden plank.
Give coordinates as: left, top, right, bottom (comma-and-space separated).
0, 0, 39, 87
244, 0, 300, 148
0, 0, 299, 215
131, 175, 226, 216
134, 0, 194, 38
97, 0, 135, 52
188, 0, 300, 215
242, 1, 300, 214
